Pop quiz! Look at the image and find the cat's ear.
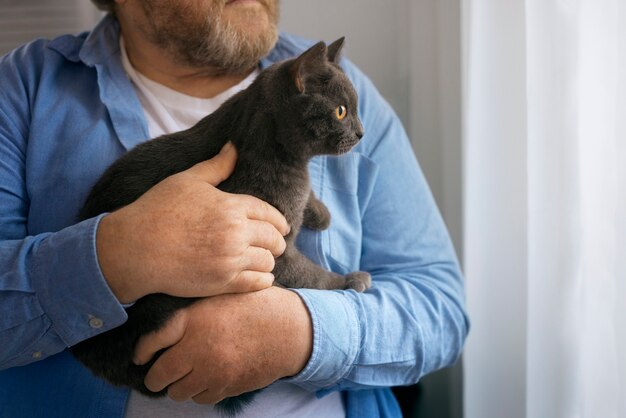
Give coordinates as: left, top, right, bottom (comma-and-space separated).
327, 37, 345, 63
290, 41, 328, 94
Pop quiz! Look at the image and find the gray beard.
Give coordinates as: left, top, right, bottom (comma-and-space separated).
178, 18, 279, 75
142, 3, 279, 75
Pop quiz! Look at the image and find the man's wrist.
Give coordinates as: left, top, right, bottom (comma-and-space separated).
270, 287, 313, 378
96, 212, 142, 304
282, 289, 361, 391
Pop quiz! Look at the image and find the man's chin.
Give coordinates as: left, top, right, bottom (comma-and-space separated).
225, 19, 278, 59
224, 11, 273, 31
223, 0, 278, 29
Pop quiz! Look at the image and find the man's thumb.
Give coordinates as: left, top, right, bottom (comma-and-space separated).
186, 142, 237, 186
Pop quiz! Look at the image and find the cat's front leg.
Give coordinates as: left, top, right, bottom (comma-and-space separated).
274, 245, 371, 292
302, 191, 331, 230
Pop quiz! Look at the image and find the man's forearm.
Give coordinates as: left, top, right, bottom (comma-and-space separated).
0, 216, 128, 370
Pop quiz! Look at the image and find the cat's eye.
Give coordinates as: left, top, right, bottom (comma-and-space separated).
335, 105, 348, 120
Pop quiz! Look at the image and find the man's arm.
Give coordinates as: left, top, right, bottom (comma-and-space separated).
0, 43, 130, 369
0, 98, 129, 368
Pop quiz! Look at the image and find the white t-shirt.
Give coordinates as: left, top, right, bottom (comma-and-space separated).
119, 38, 345, 418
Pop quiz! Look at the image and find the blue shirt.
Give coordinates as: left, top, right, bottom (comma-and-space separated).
0, 15, 468, 418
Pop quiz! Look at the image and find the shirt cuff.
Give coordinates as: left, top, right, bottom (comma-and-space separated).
30, 214, 128, 347
283, 288, 361, 393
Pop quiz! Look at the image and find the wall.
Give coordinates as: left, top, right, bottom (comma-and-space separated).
0, 0, 100, 56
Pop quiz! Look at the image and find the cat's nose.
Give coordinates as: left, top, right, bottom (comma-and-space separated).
355, 121, 364, 139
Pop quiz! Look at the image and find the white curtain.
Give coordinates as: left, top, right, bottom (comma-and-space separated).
463, 0, 626, 417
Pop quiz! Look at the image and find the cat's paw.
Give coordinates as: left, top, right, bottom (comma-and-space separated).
344, 271, 371, 292
303, 205, 331, 231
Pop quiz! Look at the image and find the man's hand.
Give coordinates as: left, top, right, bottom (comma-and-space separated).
96, 142, 290, 303
133, 286, 313, 404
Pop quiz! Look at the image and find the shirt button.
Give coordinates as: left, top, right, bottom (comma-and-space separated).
32, 351, 42, 359
89, 317, 104, 329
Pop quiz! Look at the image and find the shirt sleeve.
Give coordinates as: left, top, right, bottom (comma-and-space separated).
285, 62, 469, 392
0, 58, 128, 370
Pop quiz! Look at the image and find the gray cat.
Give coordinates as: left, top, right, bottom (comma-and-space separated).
70, 38, 370, 415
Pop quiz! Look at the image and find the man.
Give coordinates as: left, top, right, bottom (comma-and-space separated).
0, 0, 469, 417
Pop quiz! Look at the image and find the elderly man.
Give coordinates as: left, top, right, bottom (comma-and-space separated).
0, 1, 468, 417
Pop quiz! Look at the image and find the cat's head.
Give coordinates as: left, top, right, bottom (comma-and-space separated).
264, 38, 364, 158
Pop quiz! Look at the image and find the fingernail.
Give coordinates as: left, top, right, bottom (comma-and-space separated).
220, 141, 234, 154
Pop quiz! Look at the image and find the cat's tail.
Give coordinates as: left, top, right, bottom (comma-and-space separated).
215, 390, 260, 417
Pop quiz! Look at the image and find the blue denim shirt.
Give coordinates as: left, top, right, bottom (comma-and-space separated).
0, 15, 468, 418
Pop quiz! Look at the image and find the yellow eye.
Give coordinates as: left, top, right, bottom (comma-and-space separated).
335, 105, 347, 120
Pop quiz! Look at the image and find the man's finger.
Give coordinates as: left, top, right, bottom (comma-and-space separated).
186, 142, 237, 186
242, 195, 290, 236
167, 371, 219, 403
144, 346, 193, 393
134, 310, 188, 365
247, 221, 286, 257
192, 388, 226, 405
241, 246, 276, 272
226, 270, 275, 293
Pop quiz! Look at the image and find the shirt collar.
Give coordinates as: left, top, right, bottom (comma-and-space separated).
78, 14, 121, 66
47, 14, 120, 67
